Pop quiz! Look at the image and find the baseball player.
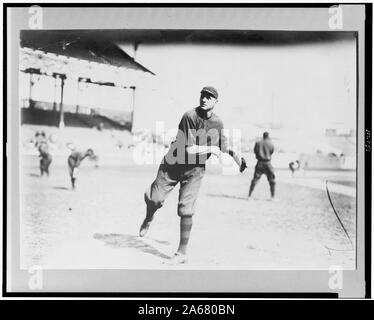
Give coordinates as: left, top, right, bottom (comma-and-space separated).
139, 86, 247, 264
34, 131, 52, 176
289, 160, 300, 177
68, 148, 95, 189
248, 132, 276, 200
37, 141, 53, 176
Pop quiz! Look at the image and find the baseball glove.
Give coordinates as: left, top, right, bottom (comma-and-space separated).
239, 157, 247, 173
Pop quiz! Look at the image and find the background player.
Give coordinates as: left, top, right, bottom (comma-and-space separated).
289, 160, 300, 177
248, 131, 276, 200
68, 148, 95, 189
37, 141, 52, 176
34, 131, 52, 176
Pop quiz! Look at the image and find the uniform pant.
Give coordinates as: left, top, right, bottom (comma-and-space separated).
68, 156, 78, 177
67, 156, 80, 188
249, 160, 276, 197
144, 163, 205, 217
40, 154, 52, 175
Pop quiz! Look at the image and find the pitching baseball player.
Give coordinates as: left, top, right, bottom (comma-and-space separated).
67, 148, 95, 189
248, 132, 276, 200
139, 86, 247, 264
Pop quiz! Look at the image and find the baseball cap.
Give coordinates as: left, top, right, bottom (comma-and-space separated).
201, 86, 218, 99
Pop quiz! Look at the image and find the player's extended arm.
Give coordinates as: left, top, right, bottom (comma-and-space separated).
226, 149, 242, 167
75, 154, 88, 167
224, 148, 247, 172
219, 132, 247, 172
186, 145, 221, 157
187, 144, 246, 172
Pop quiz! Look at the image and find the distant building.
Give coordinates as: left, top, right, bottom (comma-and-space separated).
325, 128, 337, 137
325, 124, 355, 137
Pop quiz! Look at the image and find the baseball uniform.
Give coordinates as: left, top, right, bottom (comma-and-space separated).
248, 135, 276, 198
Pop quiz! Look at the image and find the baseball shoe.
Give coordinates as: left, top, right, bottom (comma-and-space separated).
163, 252, 188, 265
139, 219, 152, 237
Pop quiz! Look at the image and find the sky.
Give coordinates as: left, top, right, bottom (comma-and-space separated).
130, 36, 356, 138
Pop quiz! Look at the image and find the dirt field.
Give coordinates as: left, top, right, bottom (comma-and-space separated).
20, 155, 356, 270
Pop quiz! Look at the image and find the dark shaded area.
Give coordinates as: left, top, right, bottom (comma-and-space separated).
20, 30, 155, 74
21, 108, 131, 131
150, 30, 356, 46
52, 186, 70, 190
93, 233, 171, 260
21, 29, 356, 49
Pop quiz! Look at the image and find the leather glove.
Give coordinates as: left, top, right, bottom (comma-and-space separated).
239, 157, 247, 173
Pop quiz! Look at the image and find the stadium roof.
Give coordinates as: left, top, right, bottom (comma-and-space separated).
20, 29, 355, 76
20, 30, 155, 75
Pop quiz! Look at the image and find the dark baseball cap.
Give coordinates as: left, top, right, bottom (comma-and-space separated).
201, 86, 218, 99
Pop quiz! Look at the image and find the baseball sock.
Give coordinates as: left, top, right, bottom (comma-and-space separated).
248, 182, 255, 197
145, 204, 158, 222
177, 216, 193, 255
270, 183, 275, 198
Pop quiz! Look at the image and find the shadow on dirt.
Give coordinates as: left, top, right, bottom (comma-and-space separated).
206, 193, 248, 200
29, 173, 42, 177
93, 233, 171, 259
207, 193, 272, 202
52, 186, 70, 190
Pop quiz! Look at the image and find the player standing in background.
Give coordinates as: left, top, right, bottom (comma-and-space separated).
139, 86, 247, 264
35, 131, 52, 176
38, 141, 53, 176
289, 160, 300, 177
68, 148, 95, 189
248, 132, 277, 200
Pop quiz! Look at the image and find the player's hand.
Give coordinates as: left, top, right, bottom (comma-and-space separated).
209, 146, 221, 157
239, 157, 247, 173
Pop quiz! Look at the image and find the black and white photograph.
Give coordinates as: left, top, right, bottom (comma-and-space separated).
4, 4, 370, 297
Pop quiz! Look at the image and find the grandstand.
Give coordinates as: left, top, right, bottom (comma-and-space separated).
19, 30, 155, 131
21, 106, 131, 131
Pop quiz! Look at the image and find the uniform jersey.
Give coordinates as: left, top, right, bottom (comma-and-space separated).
249, 138, 276, 198
254, 138, 274, 161
68, 151, 87, 168
38, 142, 52, 175
38, 142, 51, 158
164, 107, 229, 166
